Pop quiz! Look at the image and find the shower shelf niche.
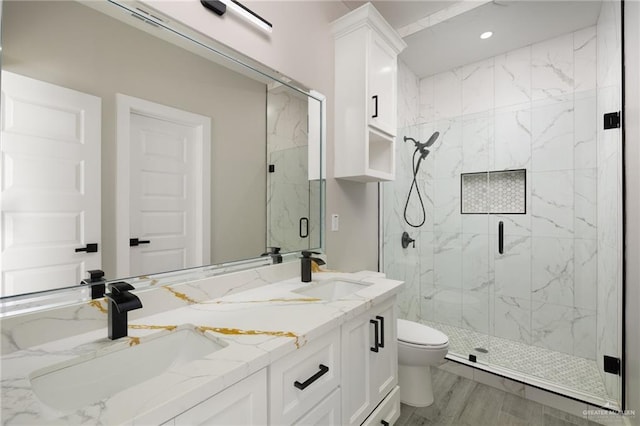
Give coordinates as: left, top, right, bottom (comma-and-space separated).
461, 169, 526, 214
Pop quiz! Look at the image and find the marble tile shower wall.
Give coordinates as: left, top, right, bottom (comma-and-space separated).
386, 25, 619, 364
266, 91, 312, 252
595, 0, 622, 402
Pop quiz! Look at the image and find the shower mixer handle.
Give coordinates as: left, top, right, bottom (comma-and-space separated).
401, 231, 415, 249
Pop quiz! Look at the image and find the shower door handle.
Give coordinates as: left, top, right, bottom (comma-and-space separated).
299, 217, 309, 238
372, 95, 378, 118
498, 221, 504, 254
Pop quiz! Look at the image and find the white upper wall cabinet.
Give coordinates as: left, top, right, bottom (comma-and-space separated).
332, 4, 406, 182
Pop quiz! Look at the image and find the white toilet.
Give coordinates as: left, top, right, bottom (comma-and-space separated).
397, 319, 449, 407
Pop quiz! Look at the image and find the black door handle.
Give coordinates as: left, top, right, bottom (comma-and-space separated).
130, 238, 151, 247
75, 243, 98, 253
376, 315, 385, 348
370, 319, 380, 352
372, 95, 378, 118
381, 421, 390, 426
498, 221, 504, 254
299, 217, 309, 238
293, 364, 329, 390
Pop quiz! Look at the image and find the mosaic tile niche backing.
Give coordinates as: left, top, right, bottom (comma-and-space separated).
461, 169, 526, 214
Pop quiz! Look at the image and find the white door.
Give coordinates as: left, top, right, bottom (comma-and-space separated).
1, 71, 101, 296
368, 31, 397, 136
116, 95, 210, 278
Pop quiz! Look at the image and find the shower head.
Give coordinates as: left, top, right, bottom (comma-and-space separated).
403, 132, 440, 151
424, 131, 439, 147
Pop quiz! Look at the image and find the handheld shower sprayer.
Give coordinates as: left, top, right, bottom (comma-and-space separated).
403, 131, 440, 228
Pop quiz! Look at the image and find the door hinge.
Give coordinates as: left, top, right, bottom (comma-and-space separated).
604, 355, 621, 375
268, 164, 275, 173
603, 111, 621, 129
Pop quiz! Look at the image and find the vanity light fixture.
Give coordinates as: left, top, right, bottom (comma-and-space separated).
480, 31, 493, 39
201, 0, 272, 33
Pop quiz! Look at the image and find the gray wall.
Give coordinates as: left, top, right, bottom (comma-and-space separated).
2, 1, 267, 275
145, 0, 379, 273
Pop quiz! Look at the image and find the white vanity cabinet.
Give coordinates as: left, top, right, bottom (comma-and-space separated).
332, 4, 406, 182
161, 369, 267, 426
341, 296, 399, 426
269, 328, 341, 425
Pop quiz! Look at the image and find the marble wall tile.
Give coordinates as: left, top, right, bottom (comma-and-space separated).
418, 75, 435, 125
433, 119, 463, 179
434, 231, 462, 290
433, 67, 463, 120
386, 230, 421, 322
494, 295, 531, 345
494, 235, 531, 300
531, 171, 574, 238
418, 230, 435, 287
433, 177, 461, 233
495, 45, 531, 109
574, 168, 597, 240
573, 26, 597, 92
573, 308, 596, 360
462, 113, 493, 173
432, 287, 463, 327
597, 155, 619, 249
462, 211, 490, 235
597, 0, 622, 89
398, 59, 420, 128
531, 301, 574, 355
573, 93, 597, 170
462, 233, 491, 292
494, 105, 532, 171
266, 91, 308, 152
531, 33, 574, 100
573, 239, 597, 311
531, 237, 574, 307
462, 290, 491, 334
462, 58, 494, 115
531, 98, 574, 172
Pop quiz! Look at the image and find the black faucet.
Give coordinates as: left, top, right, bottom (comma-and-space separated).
301, 251, 326, 283
81, 269, 106, 300
261, 246, 283, 264
104, 282, 143, 340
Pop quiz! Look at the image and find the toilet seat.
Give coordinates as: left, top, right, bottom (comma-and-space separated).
398, 319, 449, 347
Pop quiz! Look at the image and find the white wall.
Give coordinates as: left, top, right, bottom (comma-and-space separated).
144, 0, 380, 272
624, 0, 640, 416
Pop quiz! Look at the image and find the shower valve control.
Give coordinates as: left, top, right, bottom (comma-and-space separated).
401, 232, 415, 249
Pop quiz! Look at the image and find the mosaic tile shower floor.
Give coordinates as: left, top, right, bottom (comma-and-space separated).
423, 321, 609, 401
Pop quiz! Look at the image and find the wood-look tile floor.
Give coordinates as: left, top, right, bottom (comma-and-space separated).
396, 368, 607, 426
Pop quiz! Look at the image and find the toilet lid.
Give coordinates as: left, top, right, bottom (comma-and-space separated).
397, 319, 448, 346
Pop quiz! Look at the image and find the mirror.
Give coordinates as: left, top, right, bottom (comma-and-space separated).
0, 0, 324, 301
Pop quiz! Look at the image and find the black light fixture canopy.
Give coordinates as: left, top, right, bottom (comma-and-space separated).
201, 0, 226, 16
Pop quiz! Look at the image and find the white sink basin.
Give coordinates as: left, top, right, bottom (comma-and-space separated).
30, 327, 226, 411
293, 279, 372, 301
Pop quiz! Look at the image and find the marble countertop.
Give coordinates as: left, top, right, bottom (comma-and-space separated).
1, 271, 403, 425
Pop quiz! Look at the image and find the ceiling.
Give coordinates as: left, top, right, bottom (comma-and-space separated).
342, 1, 603, 78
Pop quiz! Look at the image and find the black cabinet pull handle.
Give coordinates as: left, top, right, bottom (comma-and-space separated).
498, 221, 504, 254
372, 95, 378, 118
75, 243, 98, 253
381, 421, 390, 426
130, 238, 151, 247
299, 217, 309, 238
376, 315, 385, 348
294, 364, 329, 390
370, 319, 379, 352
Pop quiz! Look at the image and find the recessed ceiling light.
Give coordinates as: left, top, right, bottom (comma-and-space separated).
480, 31, 493, 40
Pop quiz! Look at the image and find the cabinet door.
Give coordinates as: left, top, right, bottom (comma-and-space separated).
294, 388, 341, 426
341, 313, 373, 426
368, 31, 397, 137
370, 298, 398, 404
174, 369, 267, 425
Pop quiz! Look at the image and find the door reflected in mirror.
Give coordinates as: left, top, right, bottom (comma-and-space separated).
0, 0, 324, 298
